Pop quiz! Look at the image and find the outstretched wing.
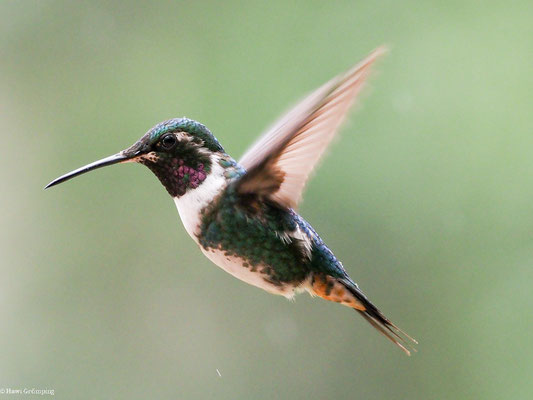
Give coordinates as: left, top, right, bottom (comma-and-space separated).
236, 47, 386, 209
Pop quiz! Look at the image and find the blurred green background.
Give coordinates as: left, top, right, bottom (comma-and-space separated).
2, 1, 533, 398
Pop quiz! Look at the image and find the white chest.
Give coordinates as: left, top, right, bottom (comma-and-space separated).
172, 160, 298, 298
173, 160, 226, 242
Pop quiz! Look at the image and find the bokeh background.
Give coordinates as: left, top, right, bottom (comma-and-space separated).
2, 1, 533, 398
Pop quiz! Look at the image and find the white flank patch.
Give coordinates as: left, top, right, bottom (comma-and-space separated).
291, 225, 313, 259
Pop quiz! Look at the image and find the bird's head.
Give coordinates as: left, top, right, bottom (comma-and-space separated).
45, 118, 226, 197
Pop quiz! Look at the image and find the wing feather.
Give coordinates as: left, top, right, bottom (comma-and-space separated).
237, 47, 386, 209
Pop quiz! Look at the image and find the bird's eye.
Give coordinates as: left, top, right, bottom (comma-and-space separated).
161, 134, 177, 149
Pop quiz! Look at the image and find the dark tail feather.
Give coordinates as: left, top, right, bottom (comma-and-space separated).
356, 310, 417, 356
342, 279, 418, 356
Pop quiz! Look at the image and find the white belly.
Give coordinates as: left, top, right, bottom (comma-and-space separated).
200, 248, 296, 297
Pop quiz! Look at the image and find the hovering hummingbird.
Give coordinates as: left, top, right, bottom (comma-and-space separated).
46, 47, 416, 354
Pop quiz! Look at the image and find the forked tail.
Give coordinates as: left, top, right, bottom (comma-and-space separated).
310, 273, 417, 355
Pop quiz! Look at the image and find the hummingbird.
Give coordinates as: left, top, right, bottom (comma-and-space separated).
46, 47, 417, 355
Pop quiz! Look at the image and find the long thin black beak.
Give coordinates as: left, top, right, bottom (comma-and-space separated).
45, 152, 136, 189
